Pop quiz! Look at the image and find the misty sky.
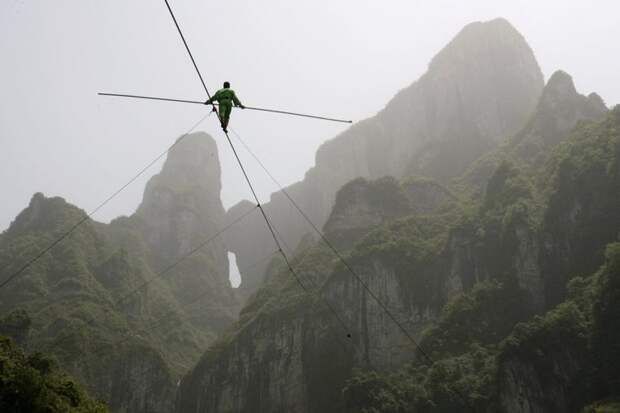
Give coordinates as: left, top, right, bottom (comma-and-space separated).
1, 0, 619, 231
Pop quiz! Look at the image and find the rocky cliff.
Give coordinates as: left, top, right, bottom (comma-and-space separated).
0, 132, 239, 413
458, 69, 608, 196
132, 132, 239, 332
510, 70, 607, 161
177, 179, 461, 412
225, 18, 545, 298
323, 176, 455, 250
447, 70, 610, 311
180, 106, 619, 413
176, 77, 619, 413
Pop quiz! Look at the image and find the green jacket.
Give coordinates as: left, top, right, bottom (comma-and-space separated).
206, 88, 243, 107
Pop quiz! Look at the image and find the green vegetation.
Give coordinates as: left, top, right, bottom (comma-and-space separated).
0, 309, 32, 346
0, 188, 228, 410
339, 108, 620, 411
341, 277, 527, 412
0, 336, 108, 412
347, 210, 459, 310
188, 107, 619, 413
344, 240, 620, 412
328, 177, 411, 222
343, 338, 499, 412
583, 401, 620, 413
3, 60, 618, 413
421, 280, 533, 358
540, 109, 620, 305
592, 243, 620, 400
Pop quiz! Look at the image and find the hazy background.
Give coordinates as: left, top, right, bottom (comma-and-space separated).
1, 0, 619, 231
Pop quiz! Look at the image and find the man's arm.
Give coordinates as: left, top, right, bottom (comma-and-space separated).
232, 92, 244, 108
205, 90, 220, 105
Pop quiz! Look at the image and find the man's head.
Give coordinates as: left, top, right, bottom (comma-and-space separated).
223, 81, 230, 88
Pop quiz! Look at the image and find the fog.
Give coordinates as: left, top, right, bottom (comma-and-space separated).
1, 0, 619, 231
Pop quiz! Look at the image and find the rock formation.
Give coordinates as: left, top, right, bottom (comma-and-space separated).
0, 132, 240, 413
225, 18, 545, 298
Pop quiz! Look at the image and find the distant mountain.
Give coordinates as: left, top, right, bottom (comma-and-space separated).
225, 18, 545, 299
510, 70, 607, 158
132, 132, 238, 332
175, 19, 620, 413
177, 103, 620, 413
3, 15, 617, 413
0, 132, 239, 413
458, 69, 608, 196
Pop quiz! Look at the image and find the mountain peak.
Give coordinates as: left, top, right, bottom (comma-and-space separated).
30, 191, 46, 205
429, 18, 538, 75
541, 70, 578, 102
510, 70, 608, 160
539, 70, 607, 115
226, 19, 545, 297
587, 92, 606, 109
135, 132, 226, 261
137, 132, 221, 207
398, 18, 544, 179
5, 193, 87, 238
155, 132, 221, 190
547, 70, 575, 86
537, 70, 607, 119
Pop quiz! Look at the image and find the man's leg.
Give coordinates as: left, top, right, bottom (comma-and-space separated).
220, 103, 232, 131
218, 106, 225, 128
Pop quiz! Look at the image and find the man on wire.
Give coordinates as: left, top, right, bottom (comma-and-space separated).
205, 81, 245, 132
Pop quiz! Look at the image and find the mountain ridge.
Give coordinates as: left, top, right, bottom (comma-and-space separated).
225, 18, 545, 299
0, 132, 239, 413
